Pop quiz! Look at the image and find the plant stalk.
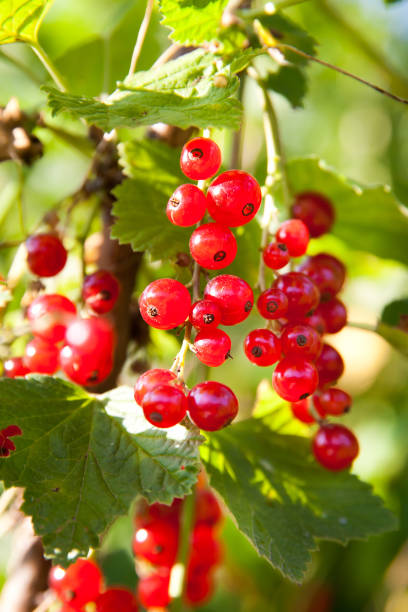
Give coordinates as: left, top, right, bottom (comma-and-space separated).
127, 0, 155, 78
30, 43, 67, 92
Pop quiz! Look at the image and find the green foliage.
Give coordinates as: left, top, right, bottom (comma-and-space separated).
0, 377, 201, 565
159, 0, 229, 45
201, 415, 397, 583
264, 65, 307, 108
0, 0, 52, 44
378, 299, 408, 358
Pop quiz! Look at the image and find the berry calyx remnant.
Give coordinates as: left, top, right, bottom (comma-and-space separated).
180, 137, 222, 181
167, 183, 207, 227
189, 222, 237, 270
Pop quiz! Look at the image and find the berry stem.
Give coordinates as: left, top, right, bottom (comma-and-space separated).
30, 42, 68, 92
347, 321, 377, 332
171, 323, 193, 382
169, 490, 196, 611
127, 0, 155, 78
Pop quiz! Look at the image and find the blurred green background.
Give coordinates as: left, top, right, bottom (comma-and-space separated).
1, 0, 408, 610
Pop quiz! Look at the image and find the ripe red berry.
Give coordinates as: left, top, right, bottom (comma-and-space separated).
313, 423, 359, 471
142, 384, 187, 428
56, 559, 103, 608
24, 338, 59, 374
26, 233, 67, 277
49, 565, 66, 595
257, 288, 288, 320
189, 300, 222, 330
280, 323, 322, 361
315, 297, 347, 334
189, 525, 223, 571
188, 381, 238, 431
276, 219, 310, 257
95, 588, 138, 612
134, 498, 182, 529
206, 170, 262, 227
273, 272, 320, 318
65, 317, 115, 356
195, 488, 222, 527
134, 368, 177, 405
60, 344, 113, 386
244, 329, 281, 366
302, 311, 327, 336
133, 519, 179, 566
313, 388, 352, 416
291, 398, 324, 424
82, 270, 120, 314
272, 356, 318, 402
298, 253, 346, 301
189, 222, 237, 270
186, 572, 213, 606
194, 328, 231, 367
167, 183, 207, 226
315, 343, 344, 387
292, 192, 335, 237
139, 278, 191, 330
137, 568, 170, 608
3, 356, 29, 378
262, 242, 290, 270
27, 294, 76, 343
204, 274, 253, 325
180, 137, 221, 181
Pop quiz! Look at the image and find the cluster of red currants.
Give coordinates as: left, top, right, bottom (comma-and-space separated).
4, 233, 120, 386
134, 480, 223, 609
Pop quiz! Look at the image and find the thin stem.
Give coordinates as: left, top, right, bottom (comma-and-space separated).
192, 263, 201, 302
127, 0, 155, 78
15, 162, 27, 238
0, 240, 22, 250
347, 321, 377, 332
153, 43, 181, 68
170, 491, 196, 612
30, 43, 67, 92
171, 323, 193, 382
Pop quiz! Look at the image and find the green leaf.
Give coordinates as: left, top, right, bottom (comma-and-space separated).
254, 13, 317, 66
0, 377, 201, 565
377, 299, 408, 358
0, 0, 52, 45
265, 65, 307, 108
201, 417, 397, 583
159, 0, 229, 45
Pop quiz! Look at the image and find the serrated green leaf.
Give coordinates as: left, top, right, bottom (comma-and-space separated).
377, 299, 408, 358
265, 65, 307, 108
159, 0, 229, 45
0, 0, 52, 44
0, 377, 201, 566
201, 417, 397, 583
254, 13, 317, 66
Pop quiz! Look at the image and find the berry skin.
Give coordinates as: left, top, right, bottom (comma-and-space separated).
194, 328, 231, 367
167, 183, 207, 227
313, 388, 352, 416
142, 384, 187, 428
313, 423, 359, 471
189, 222, 237, 270
134, 368, 177, 405
188, 381, 238, 431
272, 357, 319, 402
257, 288, 288, 320
186, 572, 213, 606
134, 498, 182, 529
291, 399, 324, 424
298, 253, 345, 301
291, 192, 335, 237
48, 565, 66, 594
273, 272, 320, 319
280, 323, 322, 361
65, 317, 115, 356
262, 242, 290, 270
82, 270, 120, 314
3, 357, 29, 378
137, 568, 170, 608
244, 329, 281, 366
195, 488, 222, 527
24, 338, 59, 374
189, 525, 223, 571
204, 274, 253, 326
302, 311, 327, 336
133, 519, 179, 566
27, 294, 76, 343
315, 343, 344, 387
180, 137, 221, 181
189, 300, 222, 331
95, 588, 138, 612
276, 219, 310, 257
139, 278, 191, 330
60, 344, 113, 386
315, 297, 347, 334
56, 559, 103, 608
26, 233, 67, 277
0, 425, 23, 457
206, 170, 262, 227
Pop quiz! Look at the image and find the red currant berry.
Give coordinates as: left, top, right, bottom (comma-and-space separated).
24, 338, 59, 374
313, 388, 352, 416
291, 398, 324, 424
189, 222, 237, 270
280, 323, 322, 361
65, 317, 115, 355
186, 572, 213, 606
315, 343, 344, 387
167, 183, 207, 227
273, 272, 320, 318
244, 329, 281, 366
134, 368, 177, 406
95, 588, 138, 612
188, 381, 238, 431
3, 357, 29, 378
257, 288, 288, 320
292, 192, 335, 237
134, 498, 182, 529
189, 525, 223, 571
302, 311, 327, 336
49, 565, 66, 595
207, 170, 262, 227
276, 219, 310, 257
60, 344, 113, 386
262, 242, 290, 270
194, 328, 231, 367
195, 488, 222, 527
133, 519, 179, 566
139, 278, 191, 330
26, 233, 67, 277
313, 423, 359, 471
57, 559, 103, 608
180, 137, 221, 181
204, 274, 253, 325
27, 294, 76, 343
82, 270, 120, 315
189, 300, 222, 330
142, 384, 187, 428
315, 297, 347, 334
272, 356, 318, 402
137, 568, 170, 608
298, 253, 345, 300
